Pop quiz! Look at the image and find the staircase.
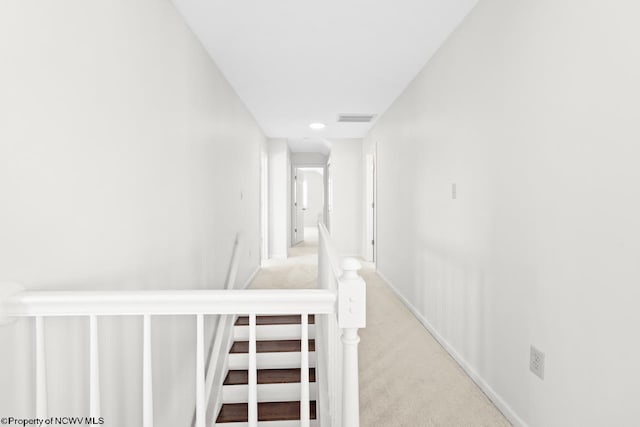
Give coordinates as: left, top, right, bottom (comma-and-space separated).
0, 224, 365, 427
216, 315, 318, 426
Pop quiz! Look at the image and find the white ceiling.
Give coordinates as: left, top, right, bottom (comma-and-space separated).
173, 0, 477, 141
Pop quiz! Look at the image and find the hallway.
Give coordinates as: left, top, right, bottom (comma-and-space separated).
250, 227, 510, 426
4, 1, 640, 425
251, 227, 320, 290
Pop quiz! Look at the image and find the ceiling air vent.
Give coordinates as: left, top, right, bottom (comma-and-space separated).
337, 114, 376, 123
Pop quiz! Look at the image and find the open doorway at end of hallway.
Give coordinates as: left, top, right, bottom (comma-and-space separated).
291, 167, 325, 247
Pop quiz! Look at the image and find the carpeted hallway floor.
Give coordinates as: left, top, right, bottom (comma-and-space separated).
250, 227, 511, 427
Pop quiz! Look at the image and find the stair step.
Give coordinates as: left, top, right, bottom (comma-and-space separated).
227, 351, 317, 370
234, 324, 316, 341
235, 315, 316, 326
217, 401, 317, 423
230, 340, 315, 354
222, 382, 318, 404
225, 369, 316, 385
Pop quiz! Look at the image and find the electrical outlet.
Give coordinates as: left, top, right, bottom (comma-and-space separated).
530, 346, 545, 380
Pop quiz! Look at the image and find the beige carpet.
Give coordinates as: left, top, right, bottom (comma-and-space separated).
250, 227, 320, 290
250, 227, 511, 427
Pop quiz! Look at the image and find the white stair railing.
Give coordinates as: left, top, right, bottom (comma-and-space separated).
0, 288, 337, 425
0, 225, 366, 426
317, 222, 367, 427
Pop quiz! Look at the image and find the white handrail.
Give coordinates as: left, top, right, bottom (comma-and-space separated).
316, 222, 366, 427
224, 233, 242, 290
2, 289, 336, 317
318, 223, 343, 279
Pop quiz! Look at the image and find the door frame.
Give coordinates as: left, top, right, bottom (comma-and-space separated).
365, 153, 377, 263
291, 167, 305, 246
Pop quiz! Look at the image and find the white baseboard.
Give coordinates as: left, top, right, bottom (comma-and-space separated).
239, 266, 260, 290
376, 271, 528, 427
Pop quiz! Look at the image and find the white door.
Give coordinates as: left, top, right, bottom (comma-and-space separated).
260, 152, 269, 262
365, 154, 376, 262
293, 169, 305, 245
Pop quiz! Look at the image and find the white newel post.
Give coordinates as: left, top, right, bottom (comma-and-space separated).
337, 258, 366, 427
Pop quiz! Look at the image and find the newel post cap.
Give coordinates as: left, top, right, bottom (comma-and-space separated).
0, 282, 24, 326
340, 258, 361, 279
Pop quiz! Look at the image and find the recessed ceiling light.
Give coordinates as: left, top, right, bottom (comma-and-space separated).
309, 122, 326, 130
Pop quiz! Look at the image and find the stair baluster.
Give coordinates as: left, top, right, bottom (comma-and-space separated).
89, 315, 101, 418
143, 314, 153, 427
248, 314, 258, 427
35, 316, 48, 418
301, 313, 311, 427
196, 314, 206, 427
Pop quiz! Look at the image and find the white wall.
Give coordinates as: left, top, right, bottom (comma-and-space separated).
302, 171, 324, 227
267, 139, 290, 258
290, 152, 328, 166
329, 139, 363, 256
366, 1, 640, 426
0, 1, 264, 425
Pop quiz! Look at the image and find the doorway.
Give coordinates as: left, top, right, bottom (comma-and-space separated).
365, 153, 376, 262
291, 167, 325, 247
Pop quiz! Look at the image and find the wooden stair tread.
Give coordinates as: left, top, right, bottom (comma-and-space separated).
230, 339, 315, 354
235, 315, 316, 326
224, 368, 316, 385
216, 401, 317, 423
